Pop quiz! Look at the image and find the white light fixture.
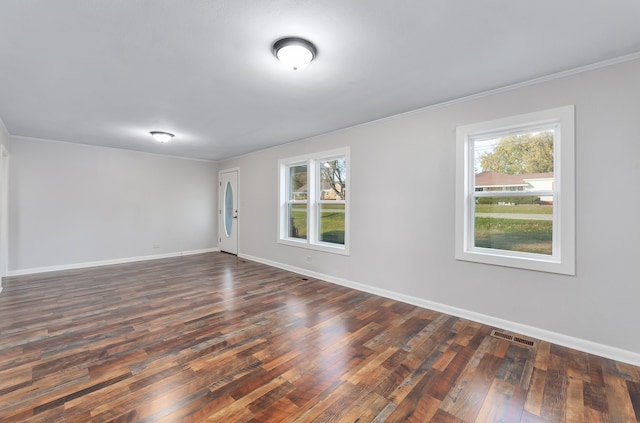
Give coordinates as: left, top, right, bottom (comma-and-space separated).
273, 37, 317, 71
150, 131, 174, 143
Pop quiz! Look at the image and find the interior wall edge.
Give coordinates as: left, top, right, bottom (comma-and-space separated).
239, 252, 640, 367
0, 118, 8, 141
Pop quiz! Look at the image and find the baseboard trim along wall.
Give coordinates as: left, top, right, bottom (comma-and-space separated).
7, 248, 220, 277
239, 253, 640, 368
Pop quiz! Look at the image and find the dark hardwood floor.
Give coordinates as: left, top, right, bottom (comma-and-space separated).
0, 252, 638, 422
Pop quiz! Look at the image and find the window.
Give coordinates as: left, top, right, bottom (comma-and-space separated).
279, 148, 349, 254
455, 106, 575, 275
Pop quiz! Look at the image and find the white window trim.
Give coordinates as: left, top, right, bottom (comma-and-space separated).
455, 105, 575, 275
278, 147, 350, 255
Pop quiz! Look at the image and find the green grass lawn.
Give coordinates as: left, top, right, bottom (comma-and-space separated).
290, 204, 345, 244
475, 217, 552, 255
290, 204, 550, 252
475, 204, 552, 214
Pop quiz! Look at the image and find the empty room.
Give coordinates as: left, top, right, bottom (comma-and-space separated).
1, 1, 639, 422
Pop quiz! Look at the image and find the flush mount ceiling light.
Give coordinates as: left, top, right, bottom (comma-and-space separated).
150, 131, 174, 143
272, 37, 317, 71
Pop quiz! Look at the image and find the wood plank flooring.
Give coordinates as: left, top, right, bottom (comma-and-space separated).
0, 252, 638, 422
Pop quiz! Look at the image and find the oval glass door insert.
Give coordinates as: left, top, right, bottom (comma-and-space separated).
224, 181, 234, 237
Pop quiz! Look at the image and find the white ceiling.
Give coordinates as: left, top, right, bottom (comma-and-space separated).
1, 1, 639, 161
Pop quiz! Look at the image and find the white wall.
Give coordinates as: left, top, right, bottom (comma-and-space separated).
9, 137, 218, 271
220, 59, 640, 358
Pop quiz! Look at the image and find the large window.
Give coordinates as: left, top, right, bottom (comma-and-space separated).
279, 148, 349, 254
455, 106, 575, 274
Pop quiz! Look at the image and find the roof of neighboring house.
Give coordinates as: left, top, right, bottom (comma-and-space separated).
294, 181, 342, 193
475, 171, 554, 187
293, 184, 307, 193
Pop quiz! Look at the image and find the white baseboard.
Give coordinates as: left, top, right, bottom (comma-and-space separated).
239, 253, 640, 367
7, 248, 220, 277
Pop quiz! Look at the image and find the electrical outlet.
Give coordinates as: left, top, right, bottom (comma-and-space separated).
306, 256, 312, 262
152, 243, 160, 249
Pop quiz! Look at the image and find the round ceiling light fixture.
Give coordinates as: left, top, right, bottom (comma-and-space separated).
150, 131, 174, 143
272, 37, 317, 71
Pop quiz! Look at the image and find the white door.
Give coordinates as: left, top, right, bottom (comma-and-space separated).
219, 170, 238, 255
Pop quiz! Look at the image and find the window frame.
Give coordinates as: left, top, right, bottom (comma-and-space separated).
285, 162, 309, 241
455, 106, 575, 275
278, 147, 350, 255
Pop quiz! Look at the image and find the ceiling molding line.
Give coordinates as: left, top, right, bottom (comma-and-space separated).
343, 51, 640, 126
221, 52, 640, 163
9, 135, 218, 164
416, 51, 640, 115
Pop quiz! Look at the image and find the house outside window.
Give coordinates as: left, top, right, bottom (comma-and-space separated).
455, 106, 575, 275
278, 148, 350, 255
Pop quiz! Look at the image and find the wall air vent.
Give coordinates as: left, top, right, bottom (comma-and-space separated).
490, 329, 536, 348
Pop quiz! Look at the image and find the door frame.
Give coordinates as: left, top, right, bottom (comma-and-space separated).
0, 145, 8, 290
218, 167, 240, 255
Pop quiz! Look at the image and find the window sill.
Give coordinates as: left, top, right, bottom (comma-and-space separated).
278, 238, 350, 256
456, 248, 574, 275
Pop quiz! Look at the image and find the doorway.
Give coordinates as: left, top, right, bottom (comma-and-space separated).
219, 169, 239, 255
